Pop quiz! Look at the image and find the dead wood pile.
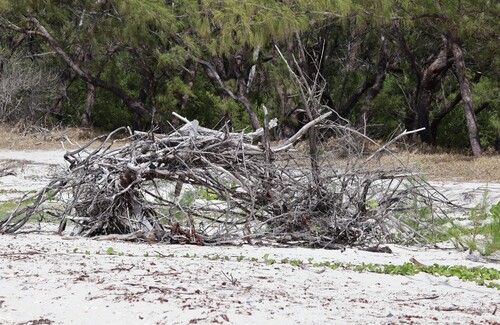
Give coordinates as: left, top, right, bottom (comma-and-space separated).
0, 113, 452, 248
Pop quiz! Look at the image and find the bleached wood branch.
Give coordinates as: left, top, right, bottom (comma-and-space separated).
365, 127, 426, 163
272, 112, 332, 152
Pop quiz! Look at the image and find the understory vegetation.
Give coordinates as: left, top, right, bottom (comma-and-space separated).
448, 200, 500, 256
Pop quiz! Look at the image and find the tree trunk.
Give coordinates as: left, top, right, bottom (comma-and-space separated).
415, 87, 433, 144
397, 28, 451, 144
495, 130, 500, 152
53, 72, 77, 119
233, 53, 261, 130
450, 37, 482, 157
81, 82, 96, 127
238, 93, 261, 131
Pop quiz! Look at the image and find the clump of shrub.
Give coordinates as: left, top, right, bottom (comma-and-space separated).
448, 199, 500, 256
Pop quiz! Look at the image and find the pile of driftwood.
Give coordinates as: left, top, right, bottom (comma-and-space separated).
0, 112, 451, 248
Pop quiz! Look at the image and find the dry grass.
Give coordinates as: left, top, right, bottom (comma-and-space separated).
351, 150, 500, 182
0, 124, 111, 150
405, 152, 500, 182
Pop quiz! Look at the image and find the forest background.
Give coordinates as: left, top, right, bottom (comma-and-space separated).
0, 0, 498, 156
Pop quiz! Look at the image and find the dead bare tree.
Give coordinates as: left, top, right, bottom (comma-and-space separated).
0, 52, 59, 124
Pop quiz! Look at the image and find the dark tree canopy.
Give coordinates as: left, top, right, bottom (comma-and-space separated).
0, 0, 498, 154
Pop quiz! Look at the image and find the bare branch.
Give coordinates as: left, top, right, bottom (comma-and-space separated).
190, 55, 238, 100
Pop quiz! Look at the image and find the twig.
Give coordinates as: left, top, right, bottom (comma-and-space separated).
221, 271, 238, 286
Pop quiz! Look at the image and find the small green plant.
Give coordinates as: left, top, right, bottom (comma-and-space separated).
208, 254, 219, 260
484, 201, 500, 255
366, 199, 379, 210
106, 247, 116, 255
179, 190, 196, 206
311, 225, 321, 232
199, 187, 219, 201
448, 197, 500, 256
263, 253, 276, 265
392, 198, 452, 244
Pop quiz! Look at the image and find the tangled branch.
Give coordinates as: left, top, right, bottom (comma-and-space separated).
0, 113, 452, 248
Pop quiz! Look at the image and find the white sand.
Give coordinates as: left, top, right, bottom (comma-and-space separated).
0, 233, 499, 324
1, 150, 499, 324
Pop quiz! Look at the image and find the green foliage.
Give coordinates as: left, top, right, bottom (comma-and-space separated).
366, 199, 379, 210
116, 0, 176, 47
192, 0, 352, 56
183, 251, 500, 289
198, 188, 219, 201
0, 195, 40, 221
368, 74, 409, 139
434, 103, 473, 149
262, 253, 276, 265
91, 90, 133, 130
179, 190, 196, 207
0, 200, 20, 217
484, 202, 500, 255
1, 0, 497, 151
352, 262, 500, 289
448, 197, 500, 256
396, 203, 451, 244
63, 79, 133, 129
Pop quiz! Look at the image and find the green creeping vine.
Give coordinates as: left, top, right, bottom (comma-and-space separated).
262, 254, 499, 290
350, 262, 500, 290
71, 247, 500, 290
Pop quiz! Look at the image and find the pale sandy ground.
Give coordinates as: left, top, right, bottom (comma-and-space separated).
1, 150, 499, 325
